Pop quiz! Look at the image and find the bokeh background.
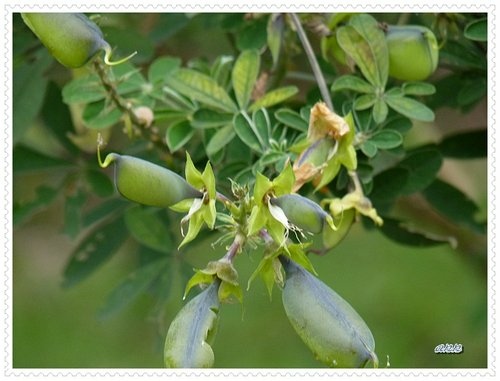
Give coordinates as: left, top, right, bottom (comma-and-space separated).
12, 13, 488, 368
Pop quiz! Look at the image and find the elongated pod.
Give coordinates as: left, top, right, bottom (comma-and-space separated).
21, 13, 135, 68
386, 25, 439, 81
271, 194, 332, 234
281, 257, 378, 368
164, 281, 220, 368
101, 153, 202, 207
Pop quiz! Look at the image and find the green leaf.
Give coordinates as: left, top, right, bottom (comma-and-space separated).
191, 108, 234, 129
249, 86, 298, 112
331, 75, 375, 94
252, 108, 272, 147
274, 108, 308, 132
82, 198, 129, 228
380, 217, 454, 247
63, 217, 128, 288
382, 115, 412, 134
422, 179, 486, 233
336, 14, 388, 89
437, 129, 487, 159
13, 185, 59, 226
267, 14, 284, 68
457, 77, 487, 107
372, 98, 388, 124
402, 82, 436, 96
370, 130, 403, 149
206, 125, 236, 156
148, 56, 182, 84
354, 93, 376, 110
384, 94, 435, 122
155, 109, 191, 123
397, 148, 443, 195
63, 189, 87, 239
464, 18, 487, 42
233, 112, 264, 153
13, 145, 72, 172
166, 120, 194, 152
369, 167, 409, 208
82, 101, 122, 129
41, 81, 79, 154
232, 50, 260, 110
98, 258, 169, 319
124, 205, 173, 253
165, 68, 237, 112
62, 74, 105, 104
85, 169, 114, 198
236, 17, 268, 51
360, 140, 378, 158
210, 55, 234, 89
13, 51, 52, 143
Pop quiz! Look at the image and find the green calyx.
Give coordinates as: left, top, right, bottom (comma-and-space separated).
21, 13, 136, 68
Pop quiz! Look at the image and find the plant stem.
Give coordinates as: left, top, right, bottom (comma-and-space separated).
93, 59, 170, 154
223, 233, 245, 262
290, 13, 334, 112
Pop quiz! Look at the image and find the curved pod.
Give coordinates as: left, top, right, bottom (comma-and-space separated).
103, 153, 202, 207
281, 257, 378, 368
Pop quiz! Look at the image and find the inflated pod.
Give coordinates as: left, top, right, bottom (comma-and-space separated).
101, 153, 202, 207
281, 257, 378, 368
164, 281, 220, 368
271, 194, 329, 234
21, 13, 134, 68
386, 25, 439, 81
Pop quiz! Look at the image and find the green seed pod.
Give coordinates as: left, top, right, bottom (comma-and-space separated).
281, 257, 378, 368
271, 194, 330, 234
386, 25, 439, 81
164, 281, 220, 368
21, 13, 135, 68
100, 153, 202, 207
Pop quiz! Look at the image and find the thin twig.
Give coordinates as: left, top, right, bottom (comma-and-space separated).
93, 59, 170, 154
290, 13, 334, 112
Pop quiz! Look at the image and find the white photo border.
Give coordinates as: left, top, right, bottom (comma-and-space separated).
1, 0, 497, 380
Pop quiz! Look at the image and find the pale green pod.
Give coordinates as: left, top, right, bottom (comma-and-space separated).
386, 25, 439, 81
271, 194, 329, 234
22, 13, 109, 68
164, 281, 220, 368
102, 153, 202, 207
281, 257, 378, 368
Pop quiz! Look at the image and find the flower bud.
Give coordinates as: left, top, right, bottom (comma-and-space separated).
281, 257, 378, 368
101, 153, 202, 207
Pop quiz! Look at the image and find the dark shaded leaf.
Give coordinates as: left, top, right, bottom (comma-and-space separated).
85, 169, 115, 198
236, 17, 268, 51
124, 205, 173, 254
98, 258, 169, 320
369, 167, 409, 207
82, 198, 129, 228
13, 145, 72, 172
397, 148, 442, 195
457, 77, 487, 107
63, 189, 87, 239
422, 179, 486, 233
13, 51, 52, 143
13, 185, 59, 226
63, 217, 128, 288
267, 14, 284, 67
464, 18, 487, 42
380, 217, 454, 247
148, 56, 182, 84
437, 129, 487, 159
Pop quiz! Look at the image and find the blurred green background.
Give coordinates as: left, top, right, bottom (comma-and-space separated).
12, 12, 488, 368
